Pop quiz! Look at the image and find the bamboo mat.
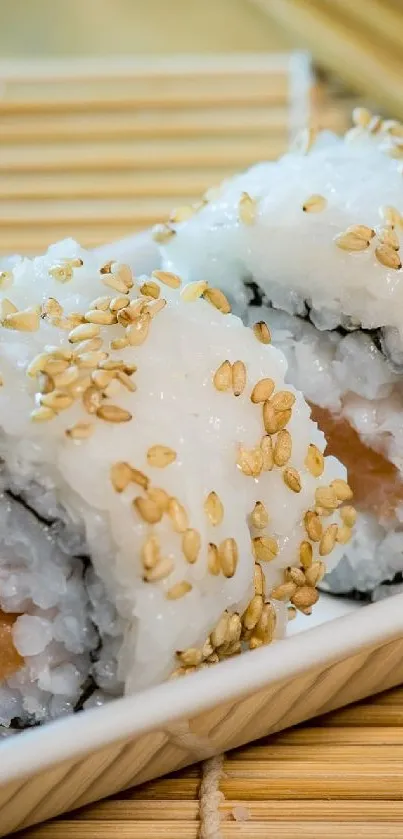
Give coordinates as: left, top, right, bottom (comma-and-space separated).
16, 685, 403, 838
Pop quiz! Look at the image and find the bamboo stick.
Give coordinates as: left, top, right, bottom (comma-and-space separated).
244, 725, 403, 746
328, 0, 403, 58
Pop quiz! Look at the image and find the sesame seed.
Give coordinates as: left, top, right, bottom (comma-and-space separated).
273, 429, 292, 466
285, 567, 306, 586
250, 378, 275, 404
148, 298, 167, 318
375, 245, 402, 270
288, 606, 297, 621
315, 506, 333, 518
102, 274, 128, 294
254, 562, 265, 597
110, 461, 133, 492
96, 405, 132, 423
319, 523, 339, 556
147, 445, 177, 469
40, 390, 74, 411
340, 505, 357, 527
227, 613, 242, 644
202, 287, 231, 314
263, 402, 292, 434
252, 321, 271, 344
211, 612, 230, 648
202, 639, 214, 659
305, 561, 326, 587
304, 510, 322, 542
176, 648, 202, 667
334, 231, 370, 252
302, 194, 327, 213
110, 337, 129, 351
73, 338, 103, 356
207, 542, 220, 575
347, 224, 375, 241
37, 373, 54, 395
152, 270, 181, 289
305, 444, 324, 477
260, 435, 274, 471
130, 468, 150, 490
218, 538, 238, 578
204, 491, 224, 526
254, 602, 276, 644
126, 313, 150, 346
84, 309, 117, 326
116, 370, 137, 392
213, 360, 232, 392
283, 466, 301, 493
239, 191, 257, 225
291, 586, 319, 609
82, 385, 104, 414
237, 445, 263, 477
89, 296, 111, 311
76, 351, 109, 370
147, 486, 169, 512
53, 365, 79, 389
0, 271, 13, 288
141, 535, 160, 570
249, 637, 263, 650
336, 524, 353, 545
144, 557, 174, 583
232, 360, 246, 397
315, 485, 339, 510
380, 205, 403, 227
49, 264, 73, 283
91, 369, 115, 390
65, 423, 94, 441
105, 380, 122, 398
182, 528, 201, 564
170, 205, 196, 223
109, 296, 130, 312
70, 375, 92, 399
43, 357, 70, 376
242, 595, 263, 630
26, 353, 51, 377
152, 223, 176, 244
42, 297, 63, 319
330, 478, 353, 501
250, 501, 269, 530
376, 227, 400, 251
299, 540, 313, 568
139, 281, 160, 300
68, 323, 100, 344
98, 359, 128, 371
112, 263, 133, 289
3, 307, 40, 332
181, 281, 208, 302
252, 536, 278, 562
30, 406, 56, 422
352, 107, 372, 128
167, 497, 189, 533
134, 496, 162, 524
166, 581, 192, 600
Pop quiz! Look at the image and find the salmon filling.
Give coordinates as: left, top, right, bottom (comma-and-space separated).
0, 611, 23, 681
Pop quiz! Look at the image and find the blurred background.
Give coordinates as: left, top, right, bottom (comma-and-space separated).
0, 0, 401, 255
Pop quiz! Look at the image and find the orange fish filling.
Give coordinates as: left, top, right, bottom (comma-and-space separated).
310, 404, 403, 521
0, 611, 23, 681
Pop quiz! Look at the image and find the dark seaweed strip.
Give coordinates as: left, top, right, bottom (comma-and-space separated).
73, 676, 97, 713
5, 489, 56, 527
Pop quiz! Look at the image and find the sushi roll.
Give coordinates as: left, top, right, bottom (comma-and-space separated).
160, 109, 403, 602
0, 240, 347, 731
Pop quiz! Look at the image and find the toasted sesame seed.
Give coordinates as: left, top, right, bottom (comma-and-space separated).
110, 337, 129, 351
252, 536, 278, 562
331, 478, 353, 501
82, 385, 104, 414
4, 307, 40, 332
40, 390, 74, 411
126, 312, 151, 346
0, 271, 13, 288
260, 435, 274, 471
254, 562, 265, 597
68, 323, 100, 344
380, 205, 403, 227
334, 231, 370, 252
134, 496, 162, 524
70, 375, 92, 399
250, 501, 269, 530
227, 613, 242, 644
76, 351, 109, 370
204, 491, 224, 526
283, 466, 301, 493
252, 321, 271, 344
152, 270, 181, 289
202, 640, 214, 659
304, 510, 322, 542
340, 505, 357, 527
148, 298, 167, 318
89, 296, 111, 311
30, 406, 56, 422
98, 359, 127, 371
53, 365, 79, 389
42, 297, 63, 319
237, 445, 263, 477
141, 535, 160, 570
63, 313, 86, 329
73, 338, 103, 356
273, 429, 292, 466
112, 263, 133, 289
315, 505, 333, 518
26, 352, 51, 377
170, 204, 195, 223
109, 296, 130, 313
168, 497, 189, 533
302, 194, 327, 213
211, 612, 230, 648
139, 281, 159, 300
37, 373, 54, 395
305, 561, 326, 587
116, 370, 137, 392
147, 486, 169, 512
110, 461, 133, 492
305, 444, 324, 477
319, 523, 339, 556
213, 360, 232, 392
255, 602, 277, 643
104, 380, 121, 398
299, 540, 313, 568
182, 528, 201, 564
377, 226, 400, 250
65, 423, 94, 441
84, 309, 116, 326
347, 224, 375, 241
203, 287, 231, 314
263, 402, 292, 434
250, 378, 275, 404
152, 223, 176, 244
242, 595, 263, 630
218, 538, 238, 578
208, 542, 220, 575
147, 445, 177, 469
288, 606, 297, 621
375, 244, 402, 270
43, 357, 70, 377
180, 281, 208, 302
129, 468, 149, 490
102, 274, 128, 294
144, 557, 174, 583
96, 405, 132, 423
232, 360, 246, 397
91, 369, 115, 390
167, 581, 192, 600
117, 300, 146, 326
291, 586, 319, 609
239, 191, 257, 225
336, 524, 353, 545
49, 264, 73, 283
285, 567, 306, 586
249, 637, 263, 650
315, 486, 339, 510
